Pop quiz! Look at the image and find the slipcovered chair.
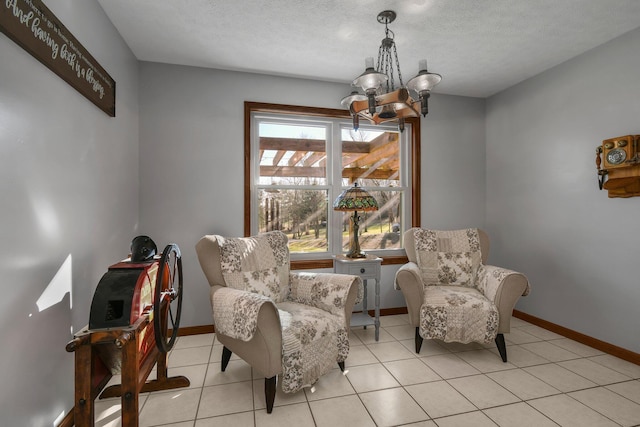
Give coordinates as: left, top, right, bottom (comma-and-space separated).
394, 228, 530, 362
195, 231, 361, 413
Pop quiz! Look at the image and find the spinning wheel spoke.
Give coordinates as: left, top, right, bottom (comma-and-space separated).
169, 305, 175, 325
154, 244, 183, 353
170, 255, 177, 284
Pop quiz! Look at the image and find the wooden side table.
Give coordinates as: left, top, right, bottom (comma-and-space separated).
333, 254, 382, 341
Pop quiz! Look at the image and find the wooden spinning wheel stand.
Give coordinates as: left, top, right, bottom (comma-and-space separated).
63, 245, 189, 427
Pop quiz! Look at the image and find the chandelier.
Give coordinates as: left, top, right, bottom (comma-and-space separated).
341, 10, 442, 132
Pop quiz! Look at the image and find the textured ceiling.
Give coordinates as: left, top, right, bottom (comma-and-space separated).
97, 0, 640, 98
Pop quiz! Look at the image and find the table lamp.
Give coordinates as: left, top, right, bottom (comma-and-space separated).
333, 182, 379, 258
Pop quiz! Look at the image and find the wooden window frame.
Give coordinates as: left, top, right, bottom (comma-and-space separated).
244, 101, 420, 269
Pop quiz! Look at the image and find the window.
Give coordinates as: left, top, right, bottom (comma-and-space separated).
245, 102, 421, 268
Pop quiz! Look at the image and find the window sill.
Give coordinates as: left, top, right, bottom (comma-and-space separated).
291, 255, 408, 270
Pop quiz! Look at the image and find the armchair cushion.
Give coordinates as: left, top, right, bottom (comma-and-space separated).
421, 286, 499, 343
289, 271, 362, 317
413, 228, 482, 287
277, 301, 347, 393
214, 232, 290, 302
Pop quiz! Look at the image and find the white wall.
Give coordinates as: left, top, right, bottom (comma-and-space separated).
138, 62, 487, 327
0, 0, 139, 425
486, 28, 640, 352
422, 94, 486, 229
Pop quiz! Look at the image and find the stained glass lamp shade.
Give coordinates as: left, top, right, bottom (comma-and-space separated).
333, 183, 379, 258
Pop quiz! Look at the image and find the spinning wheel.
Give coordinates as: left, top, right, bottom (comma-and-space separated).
154, 244, 183, 353
64, 237, 190, 427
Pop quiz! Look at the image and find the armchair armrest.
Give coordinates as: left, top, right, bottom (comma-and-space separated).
476, 265, 530, 332
394, 262, 424, 327
212, 286, 278, 341
289, 272, 362, 323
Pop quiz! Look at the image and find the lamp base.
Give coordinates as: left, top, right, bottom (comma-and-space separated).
345, 251, 367, 259
346, 211, 367, 259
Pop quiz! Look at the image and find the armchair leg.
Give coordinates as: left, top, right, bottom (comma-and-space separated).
495, 333, 507, 362
415, 327, 423, 353
265, 376, 277, 413
338, 361, 345, 372
221, 346, 232, 371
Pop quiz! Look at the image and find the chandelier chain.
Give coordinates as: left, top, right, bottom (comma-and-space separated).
377, 21, 403, 93
392, 42, 404, 88
383, 48, 394, 93
387, 52, 395, 92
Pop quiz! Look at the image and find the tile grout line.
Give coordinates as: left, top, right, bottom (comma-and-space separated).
190, 336, 215, 426
368, 322, 604, 425
110, 318, 640, 426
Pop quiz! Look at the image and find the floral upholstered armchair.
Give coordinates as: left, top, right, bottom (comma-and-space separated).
394, 228, 530, 362
195, 231, 361, 413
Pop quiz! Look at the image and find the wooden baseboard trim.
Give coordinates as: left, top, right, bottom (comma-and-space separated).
513, 310, 640, 366
365, 306, 408, 317
173, 324, 215, 336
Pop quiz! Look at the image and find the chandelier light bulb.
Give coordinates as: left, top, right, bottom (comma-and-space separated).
365, 57, 375, 70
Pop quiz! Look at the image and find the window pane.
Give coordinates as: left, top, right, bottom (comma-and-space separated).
341, 129, 399, 188
340, 190, 403, 251
249, 104, 418, 261
258, 189, 328, 253
259, 123, 327, 185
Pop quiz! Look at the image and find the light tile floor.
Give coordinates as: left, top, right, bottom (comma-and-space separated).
94, 315, 640, 426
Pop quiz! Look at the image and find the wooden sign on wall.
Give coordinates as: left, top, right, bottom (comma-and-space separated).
0, 0, 116, 116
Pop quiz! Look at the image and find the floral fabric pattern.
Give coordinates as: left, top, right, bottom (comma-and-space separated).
476, 264, 531, 301
414, 228, 482, 288
212, 287, 273, 341
436, 251, 482, 286
289, 272, 362, 317
420, 286, 498, 343
240, 267, 282, 299
414, 228, 480, 252
214, 231, 290, 302
276, 302, 347, 393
